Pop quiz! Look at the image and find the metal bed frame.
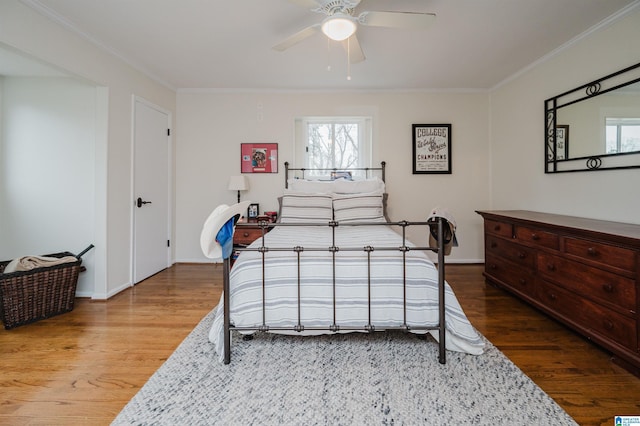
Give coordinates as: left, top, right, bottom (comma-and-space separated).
283, 161, 386, 186
221, 162, 447, 365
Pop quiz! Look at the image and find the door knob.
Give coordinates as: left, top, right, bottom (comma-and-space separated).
136, 197, 152, 208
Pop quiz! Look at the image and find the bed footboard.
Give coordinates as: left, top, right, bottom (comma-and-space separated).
222, 218, 448, 365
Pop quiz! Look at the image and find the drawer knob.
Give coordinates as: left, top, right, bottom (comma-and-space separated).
243, 232, 250, 237
490, 242, 497, 248
587, 247, 597, 256
531, 233, 540, 241
494, 225, 501, 231
549, 292, 557, 301
517, 251, 526, 259
603, 320, 614, 330
489, 263, 497, 270
519, 278, 527, 286
546, 263, 556, 271
602, 283, 614, 293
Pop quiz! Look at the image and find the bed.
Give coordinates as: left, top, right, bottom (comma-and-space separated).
207, 162, 485, 363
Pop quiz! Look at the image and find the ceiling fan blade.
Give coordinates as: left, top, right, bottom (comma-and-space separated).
358, 11, 436, 30
286, 0, 322, 8
272, 24, 320, 52
343, 34, 365, 63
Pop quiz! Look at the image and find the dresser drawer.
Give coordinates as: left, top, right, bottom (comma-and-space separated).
537, 279, 637, 351
234, 226, 265, 246
484, 219, 513, 239
486, 235, 534, 269
515, 226, 559, 250
564, 237, 636, 273
537, 252, 636, 314
485, 254, 536, 298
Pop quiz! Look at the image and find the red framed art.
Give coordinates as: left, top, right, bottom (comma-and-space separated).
241, 143, 278, 173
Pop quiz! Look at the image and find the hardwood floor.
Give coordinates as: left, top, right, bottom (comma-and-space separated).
447, 265, 640, 426
0, 263, 220, 425
1, 263, 638, 425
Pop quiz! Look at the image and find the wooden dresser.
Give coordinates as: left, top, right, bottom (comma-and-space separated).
476, 210, 640, 375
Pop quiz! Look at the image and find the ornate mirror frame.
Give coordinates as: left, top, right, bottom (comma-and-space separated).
545, 61, 640, 173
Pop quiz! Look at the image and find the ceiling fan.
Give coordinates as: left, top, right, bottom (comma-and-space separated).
273, 0, 436, 64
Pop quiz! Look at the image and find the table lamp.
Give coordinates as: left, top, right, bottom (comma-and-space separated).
228, 175, 248, 203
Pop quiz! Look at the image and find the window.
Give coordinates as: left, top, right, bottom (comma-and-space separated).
606, 118, 640, 154
295, 117, 372, 177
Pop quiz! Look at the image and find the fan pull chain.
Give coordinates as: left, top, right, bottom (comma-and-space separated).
327, 37, 331, 71
347, 37, 351, 81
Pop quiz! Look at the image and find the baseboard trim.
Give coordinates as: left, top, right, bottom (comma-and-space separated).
89, 281, 132, 300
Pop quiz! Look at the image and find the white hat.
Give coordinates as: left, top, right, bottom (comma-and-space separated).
200, 201, 251, 260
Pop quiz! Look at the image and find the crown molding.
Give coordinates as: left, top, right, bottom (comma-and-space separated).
20, 0, 177, 91
492, 0, 640, 91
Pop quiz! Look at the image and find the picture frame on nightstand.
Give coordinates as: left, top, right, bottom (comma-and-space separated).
248, 203, 259, 219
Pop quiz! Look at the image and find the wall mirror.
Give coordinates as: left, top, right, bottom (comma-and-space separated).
545, 61, 640, 173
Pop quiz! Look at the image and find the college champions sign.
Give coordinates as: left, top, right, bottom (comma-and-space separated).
412, 124, 452, 174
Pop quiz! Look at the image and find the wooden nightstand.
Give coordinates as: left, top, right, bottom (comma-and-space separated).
231, 220, 271, 266
234, 223, 267, 246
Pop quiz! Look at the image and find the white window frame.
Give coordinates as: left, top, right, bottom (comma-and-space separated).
606, 117, 640, 154
294, 116, 372, 176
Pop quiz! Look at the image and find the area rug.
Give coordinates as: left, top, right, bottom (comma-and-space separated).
112, 309, 577, 425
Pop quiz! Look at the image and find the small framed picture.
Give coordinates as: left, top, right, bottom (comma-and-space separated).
241, 143, 278, 173
248, 203, 259, 219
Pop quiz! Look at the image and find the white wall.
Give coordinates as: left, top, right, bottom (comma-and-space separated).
2, 0, 637, 291
0, 0, 176, 298
490, 8, 640, 224
176, 90, 491, 263
0, 77, 96, 295
177, 8, 640, 265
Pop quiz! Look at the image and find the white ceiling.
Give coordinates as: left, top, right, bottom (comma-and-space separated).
17, 0, 640, 90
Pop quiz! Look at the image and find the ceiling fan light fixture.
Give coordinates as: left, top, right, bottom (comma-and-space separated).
321, 13, 357, 41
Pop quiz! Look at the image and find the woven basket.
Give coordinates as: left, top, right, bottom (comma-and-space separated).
0, 252, 82, 330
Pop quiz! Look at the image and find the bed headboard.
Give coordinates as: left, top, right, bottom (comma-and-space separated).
284, 161, 386, 189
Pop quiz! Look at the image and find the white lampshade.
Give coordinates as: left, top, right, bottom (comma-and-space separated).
228, 175, 248, 191
228, 175, 248, 203
321, 13, 357, 41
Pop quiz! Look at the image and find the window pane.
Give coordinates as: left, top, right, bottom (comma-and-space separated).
307, 121, 362, 174
606, 125, 618, 154
307, 123, 332, 172
334, 123, 359, 170
621, 125, 640, 153
605, 118, 640, 154
297, 117, 371, 177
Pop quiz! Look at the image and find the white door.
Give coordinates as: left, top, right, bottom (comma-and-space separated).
133, 98, 170, 283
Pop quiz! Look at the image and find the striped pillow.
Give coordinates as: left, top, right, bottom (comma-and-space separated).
279, 192, 334, 223
333, 191, 386, 223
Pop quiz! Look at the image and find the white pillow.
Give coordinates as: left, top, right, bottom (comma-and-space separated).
333, 191, 386, 223
280, 192, 333, 223
287, 179, 334, 194
332, 177, 385, 194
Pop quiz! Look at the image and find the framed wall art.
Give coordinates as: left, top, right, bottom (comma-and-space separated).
241, 143, 278, 173
555, 125, 569, 160
412, 124, 452, 174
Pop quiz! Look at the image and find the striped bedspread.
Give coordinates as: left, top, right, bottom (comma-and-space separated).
209, 224, 485, 362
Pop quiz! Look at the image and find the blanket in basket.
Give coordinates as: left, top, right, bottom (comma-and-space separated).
3, 255, 77, 274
